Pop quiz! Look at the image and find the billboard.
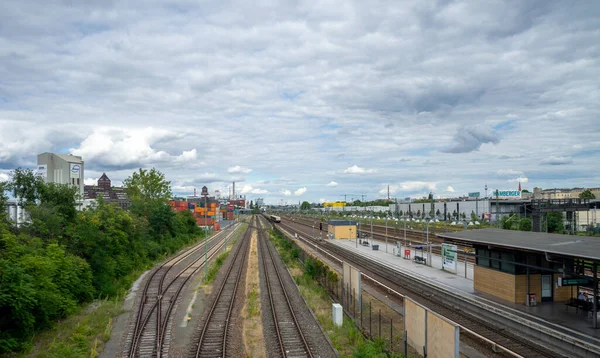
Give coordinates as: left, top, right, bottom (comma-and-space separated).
70, 163, 81, 179
442, 243, 457, 273
35, 164, 47, 180
468, 192, 480, 198
494, 190, 521, 199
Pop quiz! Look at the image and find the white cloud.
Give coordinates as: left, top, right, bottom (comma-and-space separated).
319, 198, 326, 203
281, 189, 292, 196
228, 166, 252, 174
446, 186, 455, 192
343, 165, 375, 174
70, 127, 195, 168
496, 169, 523, 176
294, 187, 307, 196
84, 178, 98, 185
0, 1, 598, 203
326, 181, 338, 187
240, 184, 268, 194
508, 177, 529, 183
540, 156, 574, 165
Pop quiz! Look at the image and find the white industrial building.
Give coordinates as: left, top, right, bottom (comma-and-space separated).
37, 152, 85, 198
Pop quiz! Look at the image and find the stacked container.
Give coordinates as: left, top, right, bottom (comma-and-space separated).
226, 205, 234, 221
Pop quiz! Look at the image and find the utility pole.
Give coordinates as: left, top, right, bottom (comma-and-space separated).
495, 189, 500, 227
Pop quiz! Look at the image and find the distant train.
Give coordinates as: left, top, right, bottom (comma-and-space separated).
270, 215, 281, 223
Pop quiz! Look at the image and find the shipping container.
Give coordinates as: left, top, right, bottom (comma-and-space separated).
195, 218, 215, 226
214, 223, 220, 231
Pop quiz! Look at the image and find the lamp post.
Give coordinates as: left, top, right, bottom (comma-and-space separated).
201, 186, 209, 282
425, 217, 439, 267
370, 216, 374, 246
385, 216, 388, 253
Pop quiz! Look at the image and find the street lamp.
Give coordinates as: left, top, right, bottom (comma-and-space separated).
385, 216, 389, 253
201, 186, 209, 282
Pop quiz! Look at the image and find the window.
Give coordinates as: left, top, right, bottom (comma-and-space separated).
478, 248, 489, 267
491, 250, 501, 270
501, 252, 515, 274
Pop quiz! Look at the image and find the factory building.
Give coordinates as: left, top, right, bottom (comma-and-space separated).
37, 153, 85, 198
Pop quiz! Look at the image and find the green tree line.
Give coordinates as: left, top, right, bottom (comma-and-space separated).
0, 168, 201, 353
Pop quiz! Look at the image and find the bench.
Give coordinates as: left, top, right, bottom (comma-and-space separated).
361, 241, 369, 246
565, 298, 597, 314
414, 256, 427, 265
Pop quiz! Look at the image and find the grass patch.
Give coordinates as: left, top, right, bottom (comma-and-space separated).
247, 289, 260, 317
204, 251, 230, 284
13, 296, 123, 358
268, 229, 404, 358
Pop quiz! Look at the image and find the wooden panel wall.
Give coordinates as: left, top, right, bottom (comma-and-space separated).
554, 274, 574, 302
405, 298, 426, 356
474, 265, 516, 302
427, 311, 459, 358
515, 274, 541, 304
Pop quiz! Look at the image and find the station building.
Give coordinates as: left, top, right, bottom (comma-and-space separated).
328, 220, 358, 239
438, 229, 599, 307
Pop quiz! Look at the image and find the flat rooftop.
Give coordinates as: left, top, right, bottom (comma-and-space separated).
437, 228, 600, 262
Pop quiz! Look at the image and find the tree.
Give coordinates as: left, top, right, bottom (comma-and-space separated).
8, 168, 44, 206
124, 168, 172, 203
501, 216, 514, 230
0, 181, 8, 223
436, 209, 441, 217
452, 210, 457, 219
250, 200, 254, 209
416, 209, 421, 218
399, 210, 403, 216
470, 211, 478, 222
300, 201, 311, 210
519, 218, 532, 231
428, 192, 433, 200
547, 212, 564, 233
579, 189, 596, 199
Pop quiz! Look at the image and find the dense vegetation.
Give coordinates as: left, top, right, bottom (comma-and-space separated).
0, 168, 201, 353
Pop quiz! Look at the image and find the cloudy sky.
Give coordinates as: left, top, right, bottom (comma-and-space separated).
1, 0, 599, 204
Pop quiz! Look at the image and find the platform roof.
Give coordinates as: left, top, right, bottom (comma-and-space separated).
437, 229, 600, 262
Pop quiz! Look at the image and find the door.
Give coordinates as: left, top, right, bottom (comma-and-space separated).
541, 275, 553, 302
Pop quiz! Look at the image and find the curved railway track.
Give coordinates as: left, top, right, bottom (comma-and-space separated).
192, 217, 253, 358
257, 219, 314, 358
277, 217, 563, 358
126, 223, 239, 358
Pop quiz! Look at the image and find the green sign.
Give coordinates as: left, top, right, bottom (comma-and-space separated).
559, 278, 592, 286
468, 192, 480, 198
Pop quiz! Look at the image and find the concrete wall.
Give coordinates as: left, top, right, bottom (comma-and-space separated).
427, 311, 459, 358
405, 299, 426, 356
474, 265, 516, 302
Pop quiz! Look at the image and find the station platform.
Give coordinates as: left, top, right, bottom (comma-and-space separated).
329, 236, 600, 345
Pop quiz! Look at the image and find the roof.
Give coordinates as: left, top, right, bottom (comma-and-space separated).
328, 220, 357, 226
438, 229, 600, 261
55, 153, 83, 163
99, 173, 110, 181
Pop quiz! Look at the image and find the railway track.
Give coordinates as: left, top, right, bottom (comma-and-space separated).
287, 215, 477, 263
257, 219, 314, 358
278, 217, 563, 358
125, 223, 239, 358
192, 217, 253, 358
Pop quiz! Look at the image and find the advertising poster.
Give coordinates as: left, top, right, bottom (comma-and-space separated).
442, 243, 457, 273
